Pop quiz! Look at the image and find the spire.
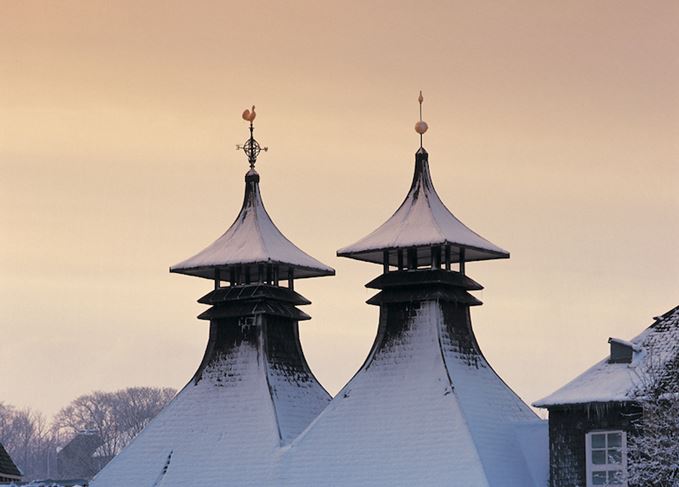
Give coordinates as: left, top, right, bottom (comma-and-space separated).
94, 106, 334, 486
415, 90, 428, 149
337, 93, 509, 271
288, 96, 541, 486
171, 107, 334, 283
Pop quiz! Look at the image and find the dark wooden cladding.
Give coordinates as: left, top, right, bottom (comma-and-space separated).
0, 443, 21, 481
547, 404, 641, 487
198, 283, 312, 321
198, 301, 310, 321
431, 245, 442, 269
265, 316, 319, 388
609, 340, 634, 364
192, 283, 320, 393
367, 287, 482, 306
366, 268, 483, 291
365, 268, 485, 363
191, 314, 258, 384
441, 301, 482, 366
407, 247, 418, 270
199, 284, 311, 306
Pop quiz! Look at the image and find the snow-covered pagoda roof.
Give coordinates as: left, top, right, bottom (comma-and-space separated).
171, 113, 334, 280
285, 293, 547, 486
337, 147, 509, 265
534, 305, 679, 408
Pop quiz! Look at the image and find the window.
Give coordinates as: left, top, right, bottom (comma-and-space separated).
586, 430, 627, 486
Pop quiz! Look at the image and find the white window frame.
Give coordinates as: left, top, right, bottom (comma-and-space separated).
585, 430, 628, 487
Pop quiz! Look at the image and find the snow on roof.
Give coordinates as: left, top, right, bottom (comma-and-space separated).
608, 336, 642, 352
514, 420, 550, 487
92, 294, 547, 486
534, 305, 679, 408
91, 336, 330, 486
171, 169, 334, 280
337, 148, 509, 266
283, 300, 545, 486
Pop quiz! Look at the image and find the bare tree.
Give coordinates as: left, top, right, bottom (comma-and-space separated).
113, 387, 176, 445
0, 387, 175, 481
627, 354, 679, 486
53, 387, 176, 458
0, 402, 57, 480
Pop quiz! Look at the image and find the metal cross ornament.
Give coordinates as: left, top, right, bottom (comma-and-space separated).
236, 105, 268, 169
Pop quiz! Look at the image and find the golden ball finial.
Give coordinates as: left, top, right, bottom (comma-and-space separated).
415, 120, 428, 134
415, 90, 428, 135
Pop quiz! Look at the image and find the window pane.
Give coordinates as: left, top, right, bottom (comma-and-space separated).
592, 450, 606, 465
607, 432, 622, 447
591, 434, 606, 448
608, 449, 622, 464
592, 471, 607, 485
608, 469, 624, 484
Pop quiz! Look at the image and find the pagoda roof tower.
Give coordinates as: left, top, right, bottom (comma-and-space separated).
170, 172, 333, 279
171, 108, 334, 281
92, 108, 333, 487
286, 94, 547, 486
338, 92, 508, 268
92, 98, 547, 487
337, 147, 509, 266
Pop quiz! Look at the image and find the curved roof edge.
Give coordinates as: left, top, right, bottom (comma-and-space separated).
171, 169, 335, 280
337, 148, 509, 265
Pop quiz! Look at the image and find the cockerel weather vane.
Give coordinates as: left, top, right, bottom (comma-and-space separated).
236, 105, 268, 169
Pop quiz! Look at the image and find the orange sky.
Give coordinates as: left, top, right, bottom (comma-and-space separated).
1, 0, 678, 417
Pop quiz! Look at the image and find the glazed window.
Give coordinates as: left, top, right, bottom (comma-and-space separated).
586, 430, 627, 486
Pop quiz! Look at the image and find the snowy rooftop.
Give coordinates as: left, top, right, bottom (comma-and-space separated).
535, 305, 679, 408
337, 148, 509, 266
284, 298, 547, 486
171, 169, 334, 280
92, 327, 331, 486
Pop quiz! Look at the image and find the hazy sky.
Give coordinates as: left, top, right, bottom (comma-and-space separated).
1, 1, 678, 417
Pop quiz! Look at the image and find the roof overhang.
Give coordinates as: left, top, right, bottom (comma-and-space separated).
170, 261, 335, 280
337, 242, 509, 266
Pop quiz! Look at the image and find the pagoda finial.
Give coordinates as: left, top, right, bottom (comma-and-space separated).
237, 105, 268, 169
415, 91, 429, 148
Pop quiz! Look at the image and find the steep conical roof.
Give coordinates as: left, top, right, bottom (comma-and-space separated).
91, 317, 332, 486
285, 285, 547, 486
337, 148, 509, 266
171, 168, 334, 279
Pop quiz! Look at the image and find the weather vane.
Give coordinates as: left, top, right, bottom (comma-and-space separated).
415, 91, 429, 148
236, 105, 268, 169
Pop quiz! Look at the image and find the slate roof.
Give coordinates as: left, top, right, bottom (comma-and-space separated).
0, 442, 21, 479
93, 122, 544, 486
337, 148, 509, 266
91, 333, 331, 486
171, 169, 334, 280
284, 299, 547, 486
535, 305, 679, 408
